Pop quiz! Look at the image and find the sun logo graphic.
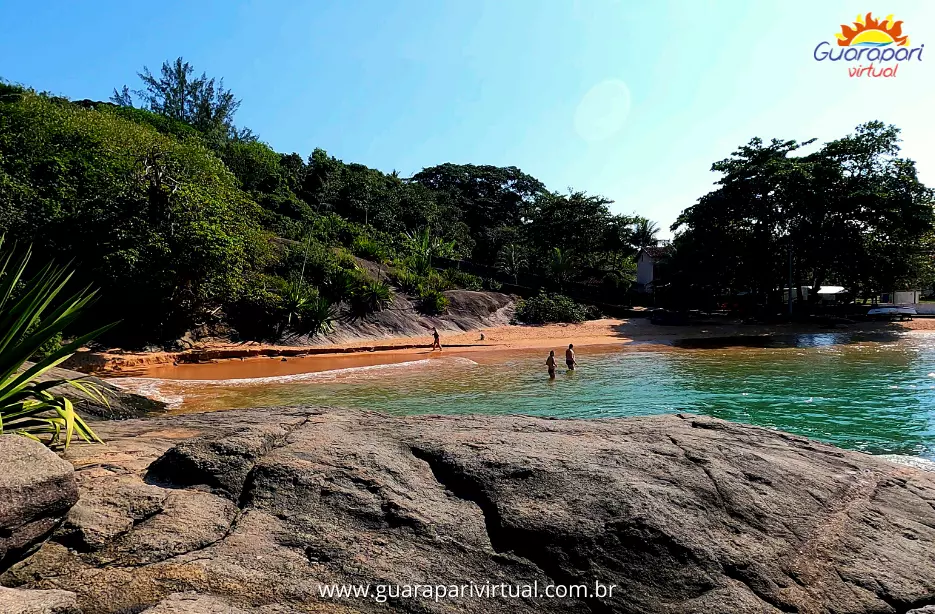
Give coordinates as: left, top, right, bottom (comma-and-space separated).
836, 13, 909, 47
814, 12, 923, 78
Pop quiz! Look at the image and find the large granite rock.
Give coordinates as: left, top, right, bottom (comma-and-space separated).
2, 407, 935, 613
140, 592, 295, 613
0, 436, 78, 572
0, 586, 81, 613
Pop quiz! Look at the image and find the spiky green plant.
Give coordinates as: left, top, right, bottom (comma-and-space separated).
0, 237, 114, 448
350, 278, 393, 316
298, 295, 337, 337
404, 227, 455, 276
279, 277, 317, 335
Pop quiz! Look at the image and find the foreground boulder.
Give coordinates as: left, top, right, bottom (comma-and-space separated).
0, 436, 78, 572
0, 586, 80, 614
2, 407, 935, 613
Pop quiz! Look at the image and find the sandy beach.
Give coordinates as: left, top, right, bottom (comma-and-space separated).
63, 316, 931, 379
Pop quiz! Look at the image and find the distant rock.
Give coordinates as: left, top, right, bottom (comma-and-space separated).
3, 407, 935, 613
0, 436, 78, 572
315, 290, 514, 345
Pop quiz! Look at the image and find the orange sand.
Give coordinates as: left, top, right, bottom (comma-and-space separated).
66, 316, 932, 379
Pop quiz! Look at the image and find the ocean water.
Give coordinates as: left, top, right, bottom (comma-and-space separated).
113, 332, 935, 460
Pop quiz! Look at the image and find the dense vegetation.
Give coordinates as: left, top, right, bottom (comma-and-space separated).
0, 59, 651, 345
2, 58, 932, 347
513, 292, 599, 325
659, 122, 935, 309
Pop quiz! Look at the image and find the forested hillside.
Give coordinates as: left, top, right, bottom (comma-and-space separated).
5, 58, 928, 349
0, 59, 649, 347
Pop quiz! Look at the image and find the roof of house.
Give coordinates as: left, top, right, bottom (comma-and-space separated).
638, 245, 672, 260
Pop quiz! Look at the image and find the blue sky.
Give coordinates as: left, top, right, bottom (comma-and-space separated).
2, 0, 933, 236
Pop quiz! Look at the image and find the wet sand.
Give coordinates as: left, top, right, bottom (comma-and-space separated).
71, 317, 929, 380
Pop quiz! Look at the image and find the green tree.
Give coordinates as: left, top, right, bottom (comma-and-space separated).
496, 243, 528, 285
548, 247, 576, 291
525, 190, 613, 274
631, 217, 660, 250
111, 57, 249, 143
666, 122, 935, 308
0, 89, 271, 343
411, 163, 545, 264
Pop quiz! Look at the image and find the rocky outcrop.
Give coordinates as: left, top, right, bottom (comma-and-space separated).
2, 407, 935, 613
61, 291, 514, 375
34, 364, 166, 419
0, 436, 78, 572
312, 289, 514, 345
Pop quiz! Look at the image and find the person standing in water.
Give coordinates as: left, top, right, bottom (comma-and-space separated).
431, 327, 442, 351
546, 350, 557, 379
565, 344, 577, 371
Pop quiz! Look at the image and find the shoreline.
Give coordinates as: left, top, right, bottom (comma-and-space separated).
65, 317, 933, 379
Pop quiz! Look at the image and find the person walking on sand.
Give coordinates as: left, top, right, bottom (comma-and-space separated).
431, 327, 442, 351
565, 344, 577, 371
546, 350, 557, 379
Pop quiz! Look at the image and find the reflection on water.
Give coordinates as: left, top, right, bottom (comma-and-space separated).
113, 333, 935, 460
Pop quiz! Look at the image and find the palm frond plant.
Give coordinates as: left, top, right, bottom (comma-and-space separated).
297, 295, 337, 338
404, 227, 455, 276
0, 237, 115, 449
279, 277, 317, 335
349, 278, 393, 316
496, 243, 528, 285
632, 217, 661, 250
548, 247, 576, 291
322, 267, 359, 303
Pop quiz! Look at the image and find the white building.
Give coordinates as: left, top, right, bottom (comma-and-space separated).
636, 246, 670, 292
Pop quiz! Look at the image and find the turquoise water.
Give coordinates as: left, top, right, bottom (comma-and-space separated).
118, 332, 935, 459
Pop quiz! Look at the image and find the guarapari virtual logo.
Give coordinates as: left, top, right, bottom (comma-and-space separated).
814, 12, 923, 78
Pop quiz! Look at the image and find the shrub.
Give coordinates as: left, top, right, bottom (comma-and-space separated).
582, 303, 603, 320
280, 239, 342, 285
31, 331, 64, 361
443, 268, 483, 291
279, 279, 321, 336
321, 267, 359, 303
421, 270, 450, 292
227, 276, 286, 340
390, 267, 423, 294
296, 295, 337, 337
485, 278, 503, 292
351, 236, 389, 262
307, 213, 364, 247
513, 292, 589, 324
418, 288, 449, 315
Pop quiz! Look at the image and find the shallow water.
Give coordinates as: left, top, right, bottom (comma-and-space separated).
112, 332, 935, 460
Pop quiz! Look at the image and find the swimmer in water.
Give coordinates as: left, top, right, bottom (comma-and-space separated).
546, 350, 556, 379
565, 344, 577, 371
